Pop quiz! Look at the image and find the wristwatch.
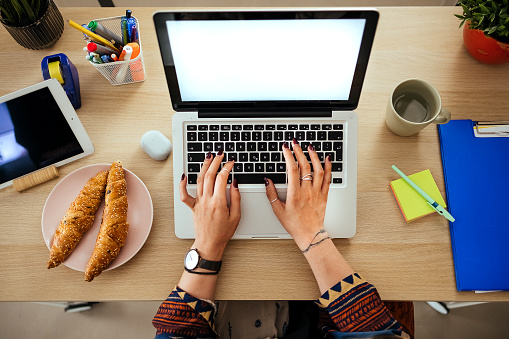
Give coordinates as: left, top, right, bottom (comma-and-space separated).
184, 249, 222, 275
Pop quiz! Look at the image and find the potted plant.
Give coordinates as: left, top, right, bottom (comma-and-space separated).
0, 0, 64, 50
456, 0, 509, 64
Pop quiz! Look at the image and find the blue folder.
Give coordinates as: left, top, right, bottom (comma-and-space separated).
438, 120, 509, 291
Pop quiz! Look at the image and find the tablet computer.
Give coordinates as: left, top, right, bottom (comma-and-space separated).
0, 79, 94, 189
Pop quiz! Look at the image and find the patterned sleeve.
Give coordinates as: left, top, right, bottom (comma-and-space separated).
315, 273, 404, 335
152, 286, 216, 339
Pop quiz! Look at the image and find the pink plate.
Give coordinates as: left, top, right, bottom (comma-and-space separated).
42, 164, 153, 272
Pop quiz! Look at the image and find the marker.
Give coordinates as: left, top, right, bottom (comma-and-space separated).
87, 42, 118, 56
392, 165, 455, 222
130, 24, 138, 43
91, 53, 104, 64
101, 54, 113, 63
87, 20, 123, 46
126, 10, 136, 42
115, 45, 133, 82
121, 16, 129, 46
68, 19, 120, 53
111, 53, 118, 62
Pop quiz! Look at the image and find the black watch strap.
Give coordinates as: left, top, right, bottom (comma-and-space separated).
185, 267, 219, 275
198, 257, 222, 272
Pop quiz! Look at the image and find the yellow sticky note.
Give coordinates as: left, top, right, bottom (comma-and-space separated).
390, 169, 446, 222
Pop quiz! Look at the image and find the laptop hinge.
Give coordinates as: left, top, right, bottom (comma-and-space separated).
197, 110, 333, 119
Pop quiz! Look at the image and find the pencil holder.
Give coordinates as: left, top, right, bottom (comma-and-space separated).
89, 15, 146, 85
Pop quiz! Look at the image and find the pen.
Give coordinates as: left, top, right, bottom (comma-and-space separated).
87, 20, 123, 46
68, 19, 120, 53
392, 165, 455, 222
121, 15, 129, 46
86, 42, 118, 56
130, 24, 138, 43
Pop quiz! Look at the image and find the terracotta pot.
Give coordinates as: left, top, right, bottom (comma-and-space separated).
0, 0, 64, 50
463, 22, 509, 65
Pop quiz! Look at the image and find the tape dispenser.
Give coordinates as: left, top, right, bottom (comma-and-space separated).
41, 53, 81, 109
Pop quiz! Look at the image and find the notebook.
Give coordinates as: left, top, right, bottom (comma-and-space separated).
390, 169, 447, 222
153, 9, 379, 239
438, 120, 509, 291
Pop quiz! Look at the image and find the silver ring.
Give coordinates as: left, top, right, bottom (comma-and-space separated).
222, 167, 230, 173
270, 198, 279, 204
300, 173, 313, 181
301, 177, 313, 181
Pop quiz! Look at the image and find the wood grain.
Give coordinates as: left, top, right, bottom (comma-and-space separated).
0, 7, 508, 302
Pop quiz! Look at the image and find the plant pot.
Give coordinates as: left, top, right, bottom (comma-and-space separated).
1, 0, 64, 50
463, 22, 509, 65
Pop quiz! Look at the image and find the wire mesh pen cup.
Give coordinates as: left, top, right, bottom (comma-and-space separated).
89, 15, 146, 85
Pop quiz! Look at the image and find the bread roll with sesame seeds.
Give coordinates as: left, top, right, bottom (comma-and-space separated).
47, 170, 108, 269
85, 161, 129, 282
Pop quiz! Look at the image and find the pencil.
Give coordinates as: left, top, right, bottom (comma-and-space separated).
68, 19, 120, 53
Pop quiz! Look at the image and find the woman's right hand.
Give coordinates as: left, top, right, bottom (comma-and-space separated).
264, 139, 332, 251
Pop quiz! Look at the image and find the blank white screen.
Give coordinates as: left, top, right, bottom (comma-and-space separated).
166, 19, 366, 102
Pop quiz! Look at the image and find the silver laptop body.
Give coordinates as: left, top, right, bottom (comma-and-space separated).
153, 9, 379, 239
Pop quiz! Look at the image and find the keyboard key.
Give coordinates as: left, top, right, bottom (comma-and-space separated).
289, 125, 298, 130
253, 131, 262, 141
322, 124, 332, 130
233, 125, 242, 130
277, 163, 286, 172
250, 153, 260, 162
188, 153, 205, 162
285, 131, 294, 141
333, 178, 343, 184
311, 124, 320, 130
263, 132, 272, 141
187, 132, 197, 141
241, 132, 251, 141
328, 131, 343, 140
221, 125, 231, 130
236, 142, 246, 151
247, 142, 256, 151
228, 153, 238, 162
325, 152, 335, 161
243, 125, 253, 130
333, 124, 343, 130
234, 163, 243, 172
301, 141, 310, 150
187, 125, 197, 131
323, 142, 332, 151
277, 125, 287, 130
261, 153, 270, 161
274, 132, 284, 141
188, 174, 197, 184
198, 132, 207, 141
306, 131, 316, 140
239, 153, 249, 162
204, 143, 213, 152
198, 125, 208, 131
257, 142, 267, 151
266, 163, 275, 172
332, 163, 343, 172
225, 143, 235, 151
299, 124, 309, 130
231, 132, 240, 141
187, 143, 202, 152
235, 173, 286, 184
244, 163, 254, 172
336, 150, 343, 161
295, 131, 305, 140
271, 153, 281, 162
255, 163, 264, 172
269, 142, 278, 151
255, 125, 264, 130
317, 131, 327, 140
210, 125, 219, 130
333, 142, 343, 151
220, 132, 229, 141
266, 125, 275, 130
209, 132, 219, 141
313, 143, 322, 151
188, 164, 200, 172
214, 143, 224, 151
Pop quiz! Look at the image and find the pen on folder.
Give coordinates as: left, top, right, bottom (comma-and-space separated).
391, 165, 455, 222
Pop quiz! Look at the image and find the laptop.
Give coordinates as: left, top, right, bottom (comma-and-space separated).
153, 9, 379, 239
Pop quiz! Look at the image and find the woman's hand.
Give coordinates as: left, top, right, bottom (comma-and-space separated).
180, 151, 241, 259
264, 139, 332, 251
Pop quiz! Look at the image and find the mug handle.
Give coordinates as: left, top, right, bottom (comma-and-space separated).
432, 107, 451, 124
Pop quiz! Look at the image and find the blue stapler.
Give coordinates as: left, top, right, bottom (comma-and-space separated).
41, 53, 81, 109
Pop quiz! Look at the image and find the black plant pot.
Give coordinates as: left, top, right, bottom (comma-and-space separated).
1, 0, 64, 50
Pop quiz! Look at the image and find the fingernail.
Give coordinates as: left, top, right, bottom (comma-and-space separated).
206, 152, 212, 159
283, 142, 289, 149
233, 178, 238, 188
327, 154, 331, 161
181, 173, 185, 181
309, 144, 315, 151
264, 177, 269, 186
292, 138, 298, 145
228, 156, 234, 162
218, 150, 224, 156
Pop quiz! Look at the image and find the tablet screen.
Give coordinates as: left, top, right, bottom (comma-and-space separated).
0, 87, 84, 184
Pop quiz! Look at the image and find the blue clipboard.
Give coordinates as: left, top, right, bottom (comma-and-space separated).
438, 120, 509, 291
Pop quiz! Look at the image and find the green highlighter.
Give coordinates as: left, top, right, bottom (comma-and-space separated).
392, 165, 455, 222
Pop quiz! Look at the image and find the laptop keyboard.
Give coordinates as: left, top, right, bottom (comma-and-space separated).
185, 123, 344, 185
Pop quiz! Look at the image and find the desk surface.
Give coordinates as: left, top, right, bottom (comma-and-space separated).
0, 6, 508, 302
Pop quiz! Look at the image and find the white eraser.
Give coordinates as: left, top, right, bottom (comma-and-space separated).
140, 130, 172, 161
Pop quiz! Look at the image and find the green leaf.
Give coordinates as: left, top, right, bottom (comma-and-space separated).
19, 0, 35, 22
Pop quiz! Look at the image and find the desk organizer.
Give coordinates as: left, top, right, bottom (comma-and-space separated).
89, 16, 146, 86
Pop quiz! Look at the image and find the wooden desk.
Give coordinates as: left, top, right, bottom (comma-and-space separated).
0, 7, 508, 302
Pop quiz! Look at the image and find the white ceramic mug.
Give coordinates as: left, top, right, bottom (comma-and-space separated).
386, 79, 451, 136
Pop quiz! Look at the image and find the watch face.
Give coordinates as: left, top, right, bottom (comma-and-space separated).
185, 249, 199, 270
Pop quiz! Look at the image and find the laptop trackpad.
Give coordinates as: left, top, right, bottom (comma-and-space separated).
235, 191, 288, 236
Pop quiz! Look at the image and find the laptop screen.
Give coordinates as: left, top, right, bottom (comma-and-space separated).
154, 10, 378, 112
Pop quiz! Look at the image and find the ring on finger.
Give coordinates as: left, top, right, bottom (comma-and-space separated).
270, 197, 279, 204
300, 173, 313, 181
222, 167, 230, 173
